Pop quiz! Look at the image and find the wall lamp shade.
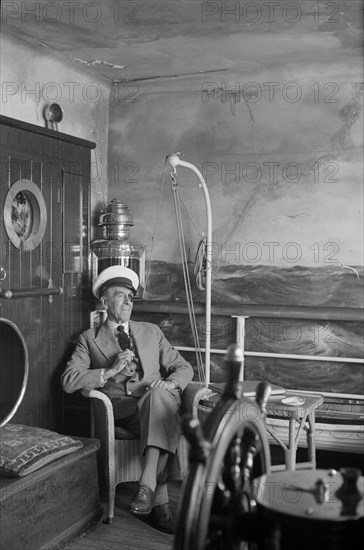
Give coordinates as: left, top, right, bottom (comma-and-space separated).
44, 103, 63, 131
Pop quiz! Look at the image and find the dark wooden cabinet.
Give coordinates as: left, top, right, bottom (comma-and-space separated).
0, 115, 95, 432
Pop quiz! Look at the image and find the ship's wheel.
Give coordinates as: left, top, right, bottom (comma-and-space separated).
175, 345, 271, 550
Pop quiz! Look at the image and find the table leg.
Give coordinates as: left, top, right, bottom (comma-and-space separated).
285, 418, 296, 471
307, 410, 316, 468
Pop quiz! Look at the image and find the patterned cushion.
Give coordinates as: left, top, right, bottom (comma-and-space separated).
0, 424, 83, 477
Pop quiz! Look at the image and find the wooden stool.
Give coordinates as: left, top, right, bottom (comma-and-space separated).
265, 392, 324, 471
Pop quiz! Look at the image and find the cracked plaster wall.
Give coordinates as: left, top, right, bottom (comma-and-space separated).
107, 70, 363, 271
1, 34, 110, 227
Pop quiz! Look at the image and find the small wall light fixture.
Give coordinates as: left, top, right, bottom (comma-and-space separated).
44, 103, 63, 131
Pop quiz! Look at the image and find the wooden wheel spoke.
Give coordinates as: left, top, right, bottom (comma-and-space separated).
204, 426, 266, 549
174, 376, 272, 550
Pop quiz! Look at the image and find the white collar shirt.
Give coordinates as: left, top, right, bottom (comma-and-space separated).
107, 319, 129, 337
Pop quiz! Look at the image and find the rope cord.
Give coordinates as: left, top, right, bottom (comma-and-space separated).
173, 189, 205, 382
172, 183, 205, 383
194, 237, 221, 291
174, 184, 219, 291
194, 238, 207, 291
145, 164, 168, 292
175, 191, 203, 239
146, 164, 206, 382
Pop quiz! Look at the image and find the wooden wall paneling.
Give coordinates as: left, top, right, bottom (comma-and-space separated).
19, 125, 35, 153
2, 125, 19, 149
64, 145, 92, 332
1, 139, 49, 432
4, 133, 63, 429
7, 152, 21, 183
61, 153, 91, 436
33, 144, 53, 428
47, 139, 64, 431
40, 130, 51, 157
31, 139, 51, 427
82, 161, 91, 274
0, 151, 32, 423
1, 155, 21, 327
30, 160, 42, 286
0, 125, 10, 149
1, 115, 95, 434
0, 153, 10, 318
78, 147, 92, 434
63, 164, 82, 338
0, 154, 5, 283
5, 156, 21, 293
63, 170, 82, 274
79, 146, 92, 330
50, 134, 63, 160
0, 153, 10, 325
19, 157, 33, 288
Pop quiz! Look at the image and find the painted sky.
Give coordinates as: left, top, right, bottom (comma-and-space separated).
107, 3, 363, 269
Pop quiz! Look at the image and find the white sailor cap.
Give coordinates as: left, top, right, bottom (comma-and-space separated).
92, 266, 139, 300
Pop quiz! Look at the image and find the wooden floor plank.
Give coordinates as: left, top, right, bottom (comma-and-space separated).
65, 446, 361, 549
65, 482, 178, 550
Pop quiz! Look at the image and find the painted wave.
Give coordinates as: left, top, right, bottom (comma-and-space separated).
142, 261, 363, 396
145, 262, 364, 308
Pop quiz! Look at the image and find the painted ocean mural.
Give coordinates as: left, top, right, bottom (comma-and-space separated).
134, 261, 364, 397
144, 261, 364, 308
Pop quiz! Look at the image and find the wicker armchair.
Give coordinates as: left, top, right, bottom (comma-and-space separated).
81, 382, 211, 524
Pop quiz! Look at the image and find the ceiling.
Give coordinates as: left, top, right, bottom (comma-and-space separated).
2, 0, 363, 85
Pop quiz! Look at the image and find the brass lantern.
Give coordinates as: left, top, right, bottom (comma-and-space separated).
91, 199, 145, 298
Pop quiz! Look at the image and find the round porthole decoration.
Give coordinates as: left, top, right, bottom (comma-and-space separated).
4, 179, 47, 251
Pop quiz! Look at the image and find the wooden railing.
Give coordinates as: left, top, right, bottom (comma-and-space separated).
133, 301, 364, 322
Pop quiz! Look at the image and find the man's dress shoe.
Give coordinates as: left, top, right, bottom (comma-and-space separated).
150, 502, 175, 534
129, 483, 155, 515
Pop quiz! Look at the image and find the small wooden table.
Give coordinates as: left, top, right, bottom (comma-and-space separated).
199, 387, 324, 472
265, 392, 324, 471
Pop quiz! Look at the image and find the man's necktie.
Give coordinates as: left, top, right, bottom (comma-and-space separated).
117, 325, 130, 350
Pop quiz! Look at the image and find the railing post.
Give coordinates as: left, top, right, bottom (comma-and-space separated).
233, 315, 249, 381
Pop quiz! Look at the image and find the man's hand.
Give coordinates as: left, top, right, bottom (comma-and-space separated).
150, 378, 177, 390
105, 350, 136, 379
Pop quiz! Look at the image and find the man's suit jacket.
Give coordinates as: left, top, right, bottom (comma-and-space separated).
61, 320, 194, 399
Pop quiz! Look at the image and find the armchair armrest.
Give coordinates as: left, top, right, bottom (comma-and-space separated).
182, 382, 213, 418
80, 388, 139, 440
82, 383, 212, 425
81, 388, 112, 404
80, 389, 116, 472
81, 388, 113, 405
80, 389, 118, 508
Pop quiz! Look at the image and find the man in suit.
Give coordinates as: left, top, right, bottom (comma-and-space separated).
61, 266, 194, 533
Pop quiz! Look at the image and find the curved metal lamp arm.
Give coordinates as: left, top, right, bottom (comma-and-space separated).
166, 154, 212, 386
